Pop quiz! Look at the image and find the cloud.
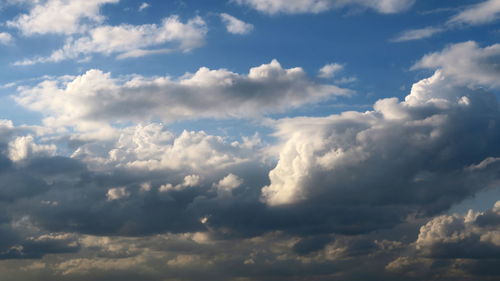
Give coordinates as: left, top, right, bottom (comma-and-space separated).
318, 63, 344, 78
213, 173, 244, 197
448, 0, 500, 26
0, 32, 14, 45
393, 0, 500, 42
391, 26, 444, 42
261, 69, 500, 228
14, 60, 351, 128
233, 0, 415, 15
6, 0, 119, 36
413, 41, 500, 88
106, 187, 130, 201
14, 15, 208, 65
415, 201, 500, 259
220, 13, 254, 34
138, 2, 149, 11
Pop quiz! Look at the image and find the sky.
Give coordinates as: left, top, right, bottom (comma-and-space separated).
0, 0, 499, 280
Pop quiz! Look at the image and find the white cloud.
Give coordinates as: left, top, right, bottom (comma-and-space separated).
220, 13, 254, 35
213, 173, 243, 197
261, 70, 500, 206
14, 60, 351, 128
71, 123, 260, 172
318, 63, 343, 78
14, 15, 207, 65
413, 41, 500, 88
7, 0, 119, 35
415, 201, 500, 258
0, 32, 14, 45
8, 135, 56, 162
233, 0, 415, 15
106, 187, 130, 201
138, 2, 149, 11
159, 174, 201, 192
448, 0, 500, 26
391, 26, 444, 42
393, 0, 500, 42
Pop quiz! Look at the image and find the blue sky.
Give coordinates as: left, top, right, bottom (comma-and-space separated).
1, 0, 498, 126
0, 1, 499, 281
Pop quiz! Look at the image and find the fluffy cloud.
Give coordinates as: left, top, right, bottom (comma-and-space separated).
386, 202, 500, 280
448, 0, 500, 26
220, 13, 254, 35
261, 69, 500, 224
7, 0, 119, 35
233, 0, 415, 14
413, 41, 500, 88
14, 60, 351, 128
415, 201, 500, 259
14, 15, 207, 65
106, 187, 130, 201
213, 173, 244, 197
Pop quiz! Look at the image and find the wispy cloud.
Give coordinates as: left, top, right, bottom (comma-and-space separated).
220, 13, 254, 35
13, 16, 208, 65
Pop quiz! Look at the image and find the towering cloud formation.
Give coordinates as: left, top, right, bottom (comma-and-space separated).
262, 70, 500, 209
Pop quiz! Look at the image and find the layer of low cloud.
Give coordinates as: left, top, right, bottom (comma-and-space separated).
234, 0, 415, 14
1, 40, 500, 281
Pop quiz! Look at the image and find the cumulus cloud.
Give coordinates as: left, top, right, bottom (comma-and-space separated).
14, 60, 351, 128
14, 15, 208, 65
448, 0, 500, 26
233, 0, 415, 15
413, 41, 500, 88
415, 201, 500, 259
0, 32, 14, 45
213, 173, 244, 197
220, 13, 254, 34
6, 0, 119, 35
8, 135, 56, 162
261, 69, 500, 223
